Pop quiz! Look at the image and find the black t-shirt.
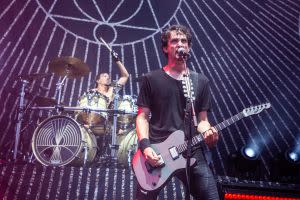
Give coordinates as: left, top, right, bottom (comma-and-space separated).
137, 68, 212, 143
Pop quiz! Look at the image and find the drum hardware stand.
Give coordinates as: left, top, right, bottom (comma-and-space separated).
127, 143, 137, 168
110, 94, 120, 159
27, 152, 36, 163
83, 141, 89, 166
99, 36, 120, 160
13, 79, 29, 160
55, 75, 68, 113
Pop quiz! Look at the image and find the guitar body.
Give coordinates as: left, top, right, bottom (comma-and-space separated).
132, 130, 196, 192
132, 103, 271, 192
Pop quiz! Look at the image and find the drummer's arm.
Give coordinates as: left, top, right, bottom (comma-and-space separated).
106, 60, 129, 103
115, 60, 129, 86
111, 50, 129, 86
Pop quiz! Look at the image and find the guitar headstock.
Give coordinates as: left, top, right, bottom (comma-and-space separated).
242, 103, 271, 117
181, 76, 195, 101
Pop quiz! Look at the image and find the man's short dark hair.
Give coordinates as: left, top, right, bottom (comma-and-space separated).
161, 24, 192, 57
95, 72, 109, 87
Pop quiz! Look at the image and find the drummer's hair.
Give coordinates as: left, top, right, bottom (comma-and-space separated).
95, 73, 102, 87
161, 24, 192, 58
95, 73, 102, 81
95, 72, 109, 87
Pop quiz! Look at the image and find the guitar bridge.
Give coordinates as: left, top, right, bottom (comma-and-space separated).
169, 146, 179, 160
145, 154, 165, 173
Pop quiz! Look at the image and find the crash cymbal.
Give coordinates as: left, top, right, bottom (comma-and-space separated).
34, 96, 59, 106
18, 73, 51, 81
49, 56, 90, 78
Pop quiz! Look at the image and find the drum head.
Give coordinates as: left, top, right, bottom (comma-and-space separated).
76, 90, 109, 125
117, 95, 137, 128
32, 115, 87, 166
117, 129, 138, 167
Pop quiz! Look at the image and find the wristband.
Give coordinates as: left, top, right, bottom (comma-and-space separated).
139, 138, 151, 153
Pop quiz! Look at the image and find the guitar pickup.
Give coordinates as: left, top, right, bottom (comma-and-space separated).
145, 154, 165, 173
169, 146, 179, 160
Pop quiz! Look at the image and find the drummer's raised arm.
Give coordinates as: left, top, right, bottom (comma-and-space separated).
111, 50, 129, 86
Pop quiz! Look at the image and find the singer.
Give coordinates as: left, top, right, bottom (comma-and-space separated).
134, 24, 220, 199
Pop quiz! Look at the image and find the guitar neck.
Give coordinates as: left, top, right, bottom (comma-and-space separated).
177, 112, 244, 154
214, 112, 244, 131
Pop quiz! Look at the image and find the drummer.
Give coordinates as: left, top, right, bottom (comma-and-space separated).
92, 51, 129, 103
85, 50, 130, 136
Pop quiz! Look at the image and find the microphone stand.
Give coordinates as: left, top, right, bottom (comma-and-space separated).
182, 56, 198, 200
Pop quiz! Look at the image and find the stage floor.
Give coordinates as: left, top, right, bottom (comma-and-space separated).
0, 162, 188, 200
1, 162, 299, 199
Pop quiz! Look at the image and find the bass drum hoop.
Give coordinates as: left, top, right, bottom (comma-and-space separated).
32, 115, 96, 166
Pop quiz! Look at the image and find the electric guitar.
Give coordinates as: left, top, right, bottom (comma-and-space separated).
132, 103, 271, 192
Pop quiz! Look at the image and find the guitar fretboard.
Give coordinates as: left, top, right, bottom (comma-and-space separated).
176, 112, 244, 154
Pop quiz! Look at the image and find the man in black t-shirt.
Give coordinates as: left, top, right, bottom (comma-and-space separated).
135, 25, 220, 199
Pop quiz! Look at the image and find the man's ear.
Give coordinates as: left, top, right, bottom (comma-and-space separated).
163, 46, 168, 54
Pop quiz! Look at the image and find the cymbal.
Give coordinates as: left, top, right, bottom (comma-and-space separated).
34, 96, 59, 106
49, 56, 90, 78
18, 73, 51, 81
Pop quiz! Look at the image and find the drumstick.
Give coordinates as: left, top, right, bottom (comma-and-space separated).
100, 37, 112, 52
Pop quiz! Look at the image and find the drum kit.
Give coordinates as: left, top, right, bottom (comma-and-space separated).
13, 56, 138, 168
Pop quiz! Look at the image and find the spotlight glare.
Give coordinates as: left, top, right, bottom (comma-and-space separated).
245, 148, 256, 158
231, 146, 261, 179
241, 146, 259, 160
286, 149, 300, 163
289, 152, 298, 161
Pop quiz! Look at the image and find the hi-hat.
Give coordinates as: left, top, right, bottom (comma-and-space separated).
18, 73, 51, 81
49, 56, 90, 78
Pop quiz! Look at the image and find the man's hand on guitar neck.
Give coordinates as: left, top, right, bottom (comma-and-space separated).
203, 127, 219, 148
197, 120, 219, 148
143, 147, 161, 167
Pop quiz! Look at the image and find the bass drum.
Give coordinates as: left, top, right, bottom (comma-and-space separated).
32, 115, 97, 166
116, 129, 138, 168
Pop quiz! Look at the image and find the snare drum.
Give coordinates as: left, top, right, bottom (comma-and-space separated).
32, 115, 97, 166
76, 90, 110, 135
117, 95, 137, 129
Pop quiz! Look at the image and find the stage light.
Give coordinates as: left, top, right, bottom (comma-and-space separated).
241, 146, 259, 160
270, 147, 300, 183
229, 145, 261, 180
285, 148, 300, 164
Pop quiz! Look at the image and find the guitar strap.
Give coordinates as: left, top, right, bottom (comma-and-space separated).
184, 71, 213, 166
189, 71, 199, 100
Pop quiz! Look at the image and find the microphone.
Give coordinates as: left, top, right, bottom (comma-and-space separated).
177, 47, 189, 58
